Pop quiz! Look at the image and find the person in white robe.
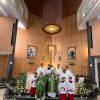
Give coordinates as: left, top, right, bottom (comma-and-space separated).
26, 72, 34, 92
45, 64, 51, 92
58, 77, 67, 100
65, 66, 75, 83
72, 74, 75, 83
56, 64, 62, 78
36, 63, 45, 76
67, 76, 75, 100
30, 72, 38, 96
56, 64, 62, 90
65, 66, 73, 76
60, 69, 68, 82
45, 64, 51, 77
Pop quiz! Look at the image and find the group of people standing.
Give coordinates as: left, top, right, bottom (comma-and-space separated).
26, 63, 75, 100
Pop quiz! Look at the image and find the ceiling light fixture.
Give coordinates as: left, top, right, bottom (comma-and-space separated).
0, 0, 7, 4
43, 24, 61, 34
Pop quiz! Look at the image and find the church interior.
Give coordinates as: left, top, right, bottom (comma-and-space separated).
0, 0, 100, 100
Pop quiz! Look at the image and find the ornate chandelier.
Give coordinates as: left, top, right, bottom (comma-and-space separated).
43, 24, 61, 34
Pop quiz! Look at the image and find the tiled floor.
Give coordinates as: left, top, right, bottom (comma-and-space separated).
0, 88, 6, 100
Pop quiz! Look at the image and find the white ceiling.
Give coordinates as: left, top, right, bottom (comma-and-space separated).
77, 0, 100, 30
0, 0, 28, 28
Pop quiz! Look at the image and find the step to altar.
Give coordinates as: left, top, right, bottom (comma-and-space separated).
14, 95, 97, 100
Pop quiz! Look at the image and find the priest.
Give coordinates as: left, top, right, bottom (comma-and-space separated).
36, 72, 46, 100
65, 66, 73, 77
36, 63, 45, 76
56, 64, 62, 76
45, 64, 51, 77
47, 67, 57, 98
45, 64, 51, 92
56, 64, 62, 86
66, 66, 75, 82
60, 69, 68, 82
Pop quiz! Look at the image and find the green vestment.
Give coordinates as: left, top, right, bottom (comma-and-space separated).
36, 76, 46, 99
47, 73, 57, 93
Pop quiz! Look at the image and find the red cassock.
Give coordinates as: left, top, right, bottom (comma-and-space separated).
30, 87, 36, 97
60, 94, 66, 100
68, 94, 74, 100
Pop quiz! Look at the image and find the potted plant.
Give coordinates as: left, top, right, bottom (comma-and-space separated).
9, 79, 16, 88
77, 83, 88, 99
84, 79, 100, 99
14, 80, 26, 96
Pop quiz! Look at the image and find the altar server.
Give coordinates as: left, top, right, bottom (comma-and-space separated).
30, 72, 37, 96
58, 77, 67, 100
67, 77, 75, 100
26, 72, 34, 92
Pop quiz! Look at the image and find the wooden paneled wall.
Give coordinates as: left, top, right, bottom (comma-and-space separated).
0, 17, 15, 79
13, 14, 52, 78
0, 55, 8, 78
52, 14, 88, 75
13, 14, 88, 77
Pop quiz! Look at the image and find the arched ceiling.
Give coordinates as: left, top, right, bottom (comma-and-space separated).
24, 0, 82, 18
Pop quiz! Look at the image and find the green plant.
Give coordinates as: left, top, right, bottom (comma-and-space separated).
84, 79, 100, 97
77, 83, 87, 97
14, 80, 25, 95
9, 80, 16, 87
84, 79, 96, 90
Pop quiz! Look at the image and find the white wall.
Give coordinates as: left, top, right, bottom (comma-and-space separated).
94, 57, 100, 88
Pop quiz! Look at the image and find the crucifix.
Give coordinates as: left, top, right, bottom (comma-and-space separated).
47, 45, 57, 64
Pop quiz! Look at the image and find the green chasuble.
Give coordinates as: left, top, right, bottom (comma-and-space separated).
47, 73, 57, 93
36, 76, 46, 99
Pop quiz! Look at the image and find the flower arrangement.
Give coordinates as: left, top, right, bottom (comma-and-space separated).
77, 83, 87, 98
14, 80, 25, 95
